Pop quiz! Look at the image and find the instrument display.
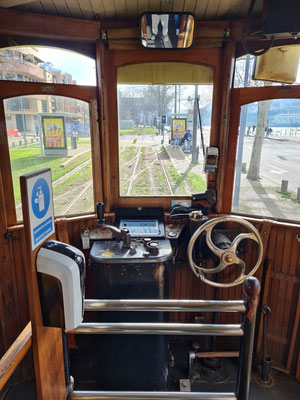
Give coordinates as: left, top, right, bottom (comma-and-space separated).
119, 219, 160, 237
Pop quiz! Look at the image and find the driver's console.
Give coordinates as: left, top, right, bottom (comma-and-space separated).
88, 205, 174, 391
36, 203, 263, 399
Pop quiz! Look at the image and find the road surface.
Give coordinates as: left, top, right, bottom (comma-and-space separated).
241, 136, 300, 193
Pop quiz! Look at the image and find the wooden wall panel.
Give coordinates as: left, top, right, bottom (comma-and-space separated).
0, 214, 299, 376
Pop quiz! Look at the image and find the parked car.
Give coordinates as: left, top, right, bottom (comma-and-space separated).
7, 129, 21, 137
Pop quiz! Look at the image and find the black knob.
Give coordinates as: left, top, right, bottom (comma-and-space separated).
146, 241, 159, 255
143, 238, 152, 248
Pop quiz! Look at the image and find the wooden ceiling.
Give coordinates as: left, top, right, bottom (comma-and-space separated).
0, 0, 263, 21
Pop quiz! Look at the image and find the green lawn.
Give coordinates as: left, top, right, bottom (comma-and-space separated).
68, 138, 91, 145
10, 143, 91, 205
120, 128, 137, 136
119, 126, 158, 136
185, 173, 206, 193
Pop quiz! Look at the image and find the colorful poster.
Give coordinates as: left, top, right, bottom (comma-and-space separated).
171, 118, 186, 140
42, 116, 67, 149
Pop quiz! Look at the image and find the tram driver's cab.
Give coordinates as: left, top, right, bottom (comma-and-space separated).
36, 196, 263, 396
1, 2, 300, 400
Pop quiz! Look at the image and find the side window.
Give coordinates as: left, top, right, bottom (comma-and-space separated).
4, 95, 93, 221
0, 46, 96, 86
232, 98, 300, 222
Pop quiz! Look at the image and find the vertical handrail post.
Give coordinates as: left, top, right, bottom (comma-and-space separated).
237, 277, 261, 400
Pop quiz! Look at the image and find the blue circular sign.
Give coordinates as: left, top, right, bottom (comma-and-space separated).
31, 178, 50, 219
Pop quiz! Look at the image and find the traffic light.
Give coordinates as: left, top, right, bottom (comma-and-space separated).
161, 114, 166, 125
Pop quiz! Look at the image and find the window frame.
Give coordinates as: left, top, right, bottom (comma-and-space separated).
222, 84, 300, 221
101, 47, 223, 209
0, 80, 101, 226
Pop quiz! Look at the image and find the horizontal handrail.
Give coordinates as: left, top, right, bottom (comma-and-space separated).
67, 322, 243, 336
70, 391, 237, 399
84, 299, 246, 313
195, 351, 239, 358
0, 322, 32, 392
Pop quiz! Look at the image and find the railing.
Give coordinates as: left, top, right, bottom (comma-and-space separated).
70, 392, 237, 399
84, 299, 246, 312
0, 322, 32, 391
68, 277, 260, 400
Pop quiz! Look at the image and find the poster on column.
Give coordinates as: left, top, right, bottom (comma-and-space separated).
26, 169, 55, 250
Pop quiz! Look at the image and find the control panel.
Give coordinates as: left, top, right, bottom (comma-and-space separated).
81, 206, 185, 251
90, 237, 173, 264
119, 220, 160, 237
165, 223, 184, 239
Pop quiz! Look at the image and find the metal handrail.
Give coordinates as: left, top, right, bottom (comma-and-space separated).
70, 391, 237, 400
67, 322, 243, 336
69, 277, 261, 400
84, 299, 246, 312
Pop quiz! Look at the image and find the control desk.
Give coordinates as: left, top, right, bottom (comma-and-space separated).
87, 206, 178, 391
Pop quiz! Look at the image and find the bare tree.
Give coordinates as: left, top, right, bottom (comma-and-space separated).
143, 85, 174, 116
247, 82, 272, 180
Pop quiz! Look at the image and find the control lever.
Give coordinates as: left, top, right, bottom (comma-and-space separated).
191, 189, 216, 205
171, 210, 204, 221
96, 202, 132, 250
96, 201, 105, 225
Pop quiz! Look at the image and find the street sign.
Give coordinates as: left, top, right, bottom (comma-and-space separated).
25, 169, 55, 250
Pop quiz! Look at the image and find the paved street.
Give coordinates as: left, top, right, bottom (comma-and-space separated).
241, 135, 300, 193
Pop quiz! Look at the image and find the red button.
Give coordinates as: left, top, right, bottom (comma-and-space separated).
100, 226, 106, 230
169, 224, 174, 228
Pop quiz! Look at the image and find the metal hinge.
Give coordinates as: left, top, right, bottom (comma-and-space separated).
101, 29, 107, 40
4, 231, 12, 240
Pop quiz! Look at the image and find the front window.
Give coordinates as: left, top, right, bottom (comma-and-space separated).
117, 62, 213, 197
118, 83, 212, 196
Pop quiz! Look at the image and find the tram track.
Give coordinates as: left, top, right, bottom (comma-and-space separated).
52, 158, 91, 187
157, 153, 173, 196
124, 147, 174, 197
127, 147, 142, 195
15, 159, 92, 211
60, 180, 93, 215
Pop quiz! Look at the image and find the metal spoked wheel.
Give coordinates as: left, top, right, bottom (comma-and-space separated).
187, 215, 263, 288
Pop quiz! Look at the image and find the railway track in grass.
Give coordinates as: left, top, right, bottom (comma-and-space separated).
60, 180, 93, 215
125, 147, 173, 196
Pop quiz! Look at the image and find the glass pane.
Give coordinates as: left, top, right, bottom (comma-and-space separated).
4, 95, 93, 221
234, 53, 300, 88
118, 84, 212, 196
232, 99, 300, 221
0, 46, 96, 85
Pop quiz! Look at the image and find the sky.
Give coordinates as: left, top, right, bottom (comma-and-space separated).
37, 47, 300, 86
38, 47, 96, 86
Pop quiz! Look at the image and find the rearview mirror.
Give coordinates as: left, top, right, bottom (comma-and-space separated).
140, 13, 195, 49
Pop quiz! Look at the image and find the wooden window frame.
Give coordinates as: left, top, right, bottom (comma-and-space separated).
222, 84, 300, 217
98, 45, 224, 210
0, 80, 102, 226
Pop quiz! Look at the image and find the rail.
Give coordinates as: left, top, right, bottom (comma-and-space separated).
68, 277, 260, 400
70, 392, 237, 399
84, 299, 246, 312
67, 322, 243, 336
0, 322, 32, 391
